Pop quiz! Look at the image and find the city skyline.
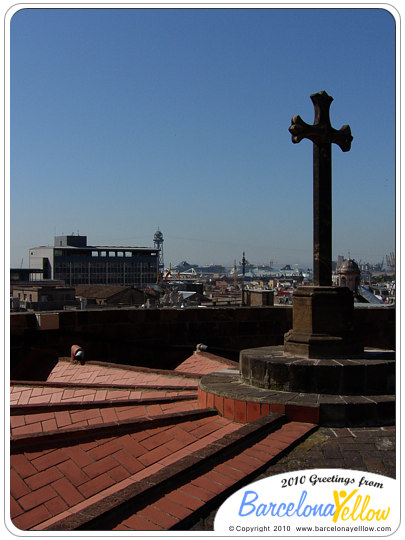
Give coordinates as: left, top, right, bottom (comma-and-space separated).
8, 6, 397, 269
21, 230, 392, 272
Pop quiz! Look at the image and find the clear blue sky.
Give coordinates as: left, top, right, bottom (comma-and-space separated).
9, 6, 396, 269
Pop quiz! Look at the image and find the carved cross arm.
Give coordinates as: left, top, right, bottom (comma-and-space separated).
289, 115, 353, 152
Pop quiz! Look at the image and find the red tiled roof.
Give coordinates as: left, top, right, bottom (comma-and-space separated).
74, 285, 136, 299
175, 351, 238, 375
10, 354, 316, 531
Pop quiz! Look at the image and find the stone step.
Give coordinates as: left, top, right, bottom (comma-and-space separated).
240, 346, 395, 395
318, 394, 395, 426
199, 369, 395, 427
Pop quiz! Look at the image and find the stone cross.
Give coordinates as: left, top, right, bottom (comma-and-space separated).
289, 91, 353, 286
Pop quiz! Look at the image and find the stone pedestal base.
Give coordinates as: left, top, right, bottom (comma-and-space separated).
198, 285, 394, 427
198, 346, 395, 427
240, 346, 395, 395
283, 286, 363, 358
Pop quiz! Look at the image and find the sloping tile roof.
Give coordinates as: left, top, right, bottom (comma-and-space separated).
175, 351, 238, 375
74, 285, 135, 299
10, 354, 316, 531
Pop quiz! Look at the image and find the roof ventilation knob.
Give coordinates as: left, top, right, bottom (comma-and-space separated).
71, 344, 85, 364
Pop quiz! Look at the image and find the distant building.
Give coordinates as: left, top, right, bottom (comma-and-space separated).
74, 285, 146, 306
196, 264, 228, 276
11, 284, 76, 311
243, 289, 274, 306
153, 230, 164, 273
337, 259, 360, 291
336, 255, 345, 270
337, 259, 384, 304
10, 268, 43, 283
29, 235, 159, 286
159, 289, 209, 307
268, 273, 304, 289
174, 261, 199, 272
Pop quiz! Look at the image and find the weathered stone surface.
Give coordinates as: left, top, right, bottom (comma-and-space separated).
199, 368, 395, 427
284, 286, 364, 358
289, 91, 352, 286
240, 346, 394, 395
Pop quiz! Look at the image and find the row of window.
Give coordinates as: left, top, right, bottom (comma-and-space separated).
55, 275, 155, 285
55, 263, 156, 271
55, 270, 156, 278
16, 293, 74, 301
54, 250, 157, 258
54, 262, 157, 285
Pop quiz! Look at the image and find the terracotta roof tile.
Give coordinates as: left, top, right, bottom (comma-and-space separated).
10, 355, 317, 531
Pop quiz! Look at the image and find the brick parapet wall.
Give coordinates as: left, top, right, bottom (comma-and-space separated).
353, 305, 396, 350
10, 305, 395, 377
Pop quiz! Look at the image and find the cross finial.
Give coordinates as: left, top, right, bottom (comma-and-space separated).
289, 91, 353, 152
288, 91, 353, 287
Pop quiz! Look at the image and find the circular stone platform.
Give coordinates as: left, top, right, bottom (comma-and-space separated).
240, 346, 395, 395
198, 346, 395, 427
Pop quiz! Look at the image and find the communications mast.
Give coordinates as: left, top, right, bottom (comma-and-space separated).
153, 229, 164, 276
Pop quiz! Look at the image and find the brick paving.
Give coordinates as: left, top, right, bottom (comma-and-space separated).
10, 383, 195, 406
263, 425, 396, 478
10, 400, 201, 436
45, 358, 199, 388
10, 352, 396, 532
190, 425, 396, 531
175, 351, 238, 374
111, 421, 316, 531
11, 410, 242, 530
10, 354, 246, 531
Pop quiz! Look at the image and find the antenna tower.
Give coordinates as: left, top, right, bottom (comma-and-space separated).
153, 229, 164, 274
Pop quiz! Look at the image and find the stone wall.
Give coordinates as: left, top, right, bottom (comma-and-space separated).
353, 305, 396, 351
10, 305, 395, 379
